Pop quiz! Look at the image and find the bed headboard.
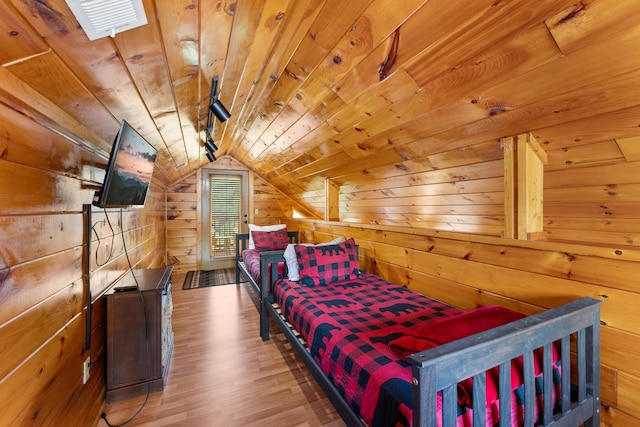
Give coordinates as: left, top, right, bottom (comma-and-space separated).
235, 230, 299, 261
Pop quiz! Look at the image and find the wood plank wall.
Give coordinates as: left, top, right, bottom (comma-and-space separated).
166, 173, 199, 273
545, 159, 640, 246
166, 156, 313, 275
332, 138, 640, 248
0, 104, 167, 425
337, 139, 505, 235
283, 218, 640, 426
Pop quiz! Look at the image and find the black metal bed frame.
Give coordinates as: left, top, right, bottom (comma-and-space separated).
234, 230, 299, 293
235, 231, 299, 334
253, 246, 602, 427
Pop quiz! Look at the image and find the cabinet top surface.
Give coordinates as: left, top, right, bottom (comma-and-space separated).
110, 266, 173, 294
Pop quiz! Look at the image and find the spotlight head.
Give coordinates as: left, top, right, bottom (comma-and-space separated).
206, 151, 216, 162
209, 99, 231, 122
204, 139, 218, 153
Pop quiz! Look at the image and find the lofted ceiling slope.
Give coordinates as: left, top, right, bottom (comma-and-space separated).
1, 0, 640, 221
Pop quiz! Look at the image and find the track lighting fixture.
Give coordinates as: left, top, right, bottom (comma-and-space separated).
205, 134, 218, 153
207, 76, 231, 124
209, 99, 230, 122
203, 75, 229, 163
204, 140, 218, 153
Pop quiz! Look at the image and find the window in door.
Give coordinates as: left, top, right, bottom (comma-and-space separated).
201, 170, 248, 269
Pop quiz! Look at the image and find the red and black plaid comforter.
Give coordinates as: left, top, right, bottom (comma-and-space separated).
241, 249, 284, 285
273, 273, 561, 427
241, 249, 262, 284
274, 273, 463, 426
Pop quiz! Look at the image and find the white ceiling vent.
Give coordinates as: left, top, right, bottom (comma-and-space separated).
65, 0, 148, 41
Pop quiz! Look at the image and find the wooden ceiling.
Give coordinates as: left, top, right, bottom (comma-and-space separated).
1, 0, 639, 219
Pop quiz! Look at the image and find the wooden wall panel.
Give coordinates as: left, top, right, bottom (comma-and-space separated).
253, 176, 295, 221
544, 159, 640, 246
283, 218, 640, 425
0, 1, 48, 65
167, 174, 198, 272
115, 0, 188, 172
335, 142, 504, 234
6, 51, 118, 143
545, 0, 640, 56
319, 131, 640, 247
0, 98, 166, 426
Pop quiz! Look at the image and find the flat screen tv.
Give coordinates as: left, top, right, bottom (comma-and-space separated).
93, 120, 157, 208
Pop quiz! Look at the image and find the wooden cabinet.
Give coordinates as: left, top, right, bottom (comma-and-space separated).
106, 267, 174, 403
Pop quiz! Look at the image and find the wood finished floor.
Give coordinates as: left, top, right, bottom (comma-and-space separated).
97, 272, 345, 427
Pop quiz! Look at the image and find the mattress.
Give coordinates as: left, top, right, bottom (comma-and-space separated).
272, 272, 561, 426
241, 248, 285, 286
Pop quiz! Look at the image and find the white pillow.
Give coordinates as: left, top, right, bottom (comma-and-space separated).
283, 243, 310, 281
284, 236, 346, 281
248, 223, 286, 249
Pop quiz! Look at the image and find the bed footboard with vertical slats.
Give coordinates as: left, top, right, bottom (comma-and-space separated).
408, 297, 602, 427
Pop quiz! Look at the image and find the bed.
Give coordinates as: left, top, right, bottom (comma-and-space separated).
256, 237, 602, 427
235, 227, 299, 297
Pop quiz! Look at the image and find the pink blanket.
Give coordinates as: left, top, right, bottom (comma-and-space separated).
388, 305, 559, 410
389, 305, 525, 361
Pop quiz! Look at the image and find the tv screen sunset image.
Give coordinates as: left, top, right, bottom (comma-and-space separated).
103, 124, 157, 207
114, 126, 156, 184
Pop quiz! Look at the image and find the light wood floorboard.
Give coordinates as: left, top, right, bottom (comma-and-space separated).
97, 272, 345, 427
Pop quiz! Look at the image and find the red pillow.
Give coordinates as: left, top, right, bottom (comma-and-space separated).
295, 238, 359, 286
251, 228, 289, 251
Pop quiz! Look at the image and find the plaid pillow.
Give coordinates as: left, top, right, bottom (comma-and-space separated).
251, 228, 289, 251
295, 238, 359, 286
248, 223, 286, 249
